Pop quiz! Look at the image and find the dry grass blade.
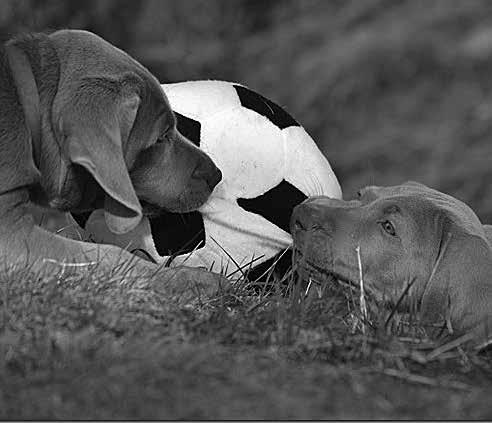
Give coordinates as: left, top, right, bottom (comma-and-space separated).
42, 259, 98, 267
380, 369, 472, 391
250, 247, 290, 283
384, 277, 416, 330
356, 245, 368, 333
426, 332, 477, 361
169, 237, 206, 268
55, 222, 85, 241
304, 277, 313, 298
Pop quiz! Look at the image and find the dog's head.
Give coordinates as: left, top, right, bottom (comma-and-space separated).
291, 181, 492, 340
11, 30, 221, 234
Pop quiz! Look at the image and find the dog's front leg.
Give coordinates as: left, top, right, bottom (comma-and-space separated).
0, 191, 230, 297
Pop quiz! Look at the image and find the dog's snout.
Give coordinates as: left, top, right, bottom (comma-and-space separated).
291, 196, 351, 237
290, 203, 317, 235
292, 217, 307, 232
192, 160, 222, 191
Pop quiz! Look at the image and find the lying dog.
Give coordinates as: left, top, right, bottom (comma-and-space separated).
0, 30, 222, 282
291, 181, 492, 345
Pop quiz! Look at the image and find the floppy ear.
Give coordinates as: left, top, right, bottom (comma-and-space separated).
61, 77, 143, 234
483, 224, 492, 246
402, 180, 427, 188
420, 223, 492, 343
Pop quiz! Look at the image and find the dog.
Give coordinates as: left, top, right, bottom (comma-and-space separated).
0, 29, 223, 285
290, 181, 492, 346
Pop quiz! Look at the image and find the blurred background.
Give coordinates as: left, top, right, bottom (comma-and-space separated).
2, 0, 492, 221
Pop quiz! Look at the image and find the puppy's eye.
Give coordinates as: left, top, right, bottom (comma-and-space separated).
379, 220, 396, 236
357, 190, 362, 198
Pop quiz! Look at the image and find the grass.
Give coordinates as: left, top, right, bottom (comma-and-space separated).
1, 258, 491, 420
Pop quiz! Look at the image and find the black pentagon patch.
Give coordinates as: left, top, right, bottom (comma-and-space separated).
175, 111, 201, 146
237, 180, 307, 233
149, 211, 205, 256
233, 85, 299, 130
71, 211, 91, 229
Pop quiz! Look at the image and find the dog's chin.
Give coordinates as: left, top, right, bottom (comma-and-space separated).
293, 247, 390, 304
292, 247, 334, 283
167, 195, 209, 213
141, 193, 210, 217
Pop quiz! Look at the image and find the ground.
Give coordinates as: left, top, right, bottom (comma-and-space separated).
1, 264, 491, 419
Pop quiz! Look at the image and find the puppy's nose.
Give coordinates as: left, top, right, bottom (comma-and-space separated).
210, 167, 223, 190
290, 202, 316, 235
192, 160, 222, 191
290, 196, 346, 236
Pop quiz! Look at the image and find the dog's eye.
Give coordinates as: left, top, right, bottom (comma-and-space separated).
379, 220, 396, 236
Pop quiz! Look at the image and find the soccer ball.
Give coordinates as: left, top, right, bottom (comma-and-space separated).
83, 81, 342, 277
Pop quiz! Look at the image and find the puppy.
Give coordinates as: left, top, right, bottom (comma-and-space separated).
0, 29, 222, 285
291, 181, 492, 346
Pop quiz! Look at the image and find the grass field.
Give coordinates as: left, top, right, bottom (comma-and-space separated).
1, 262, 491, 420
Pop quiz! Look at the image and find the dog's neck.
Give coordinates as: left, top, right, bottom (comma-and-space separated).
4, 42, 42, 168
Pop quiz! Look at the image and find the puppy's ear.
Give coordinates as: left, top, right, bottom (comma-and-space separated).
420, 221, 492, 343
61, 76, 143, 234
483, 224, 492, 246
403, 180, 427, 189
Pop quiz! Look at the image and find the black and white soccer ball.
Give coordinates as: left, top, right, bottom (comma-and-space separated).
84, 81, 342, 277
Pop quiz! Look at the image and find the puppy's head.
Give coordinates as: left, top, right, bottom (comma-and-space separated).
47, 30, 221, 233
291, 181, 492, 340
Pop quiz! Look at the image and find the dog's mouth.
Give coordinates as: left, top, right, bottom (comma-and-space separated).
139, 193, 209, 217
293, 247, 337, 284
292, 247, 386, 304
140, 201, 167, 218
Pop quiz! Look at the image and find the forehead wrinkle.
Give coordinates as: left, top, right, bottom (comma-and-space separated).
372, 196, 430, 239
377, 185, 484, 238
382, 204, 401, 216
385, 196, 453, 247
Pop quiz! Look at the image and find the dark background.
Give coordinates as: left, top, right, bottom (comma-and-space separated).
3, 0, 492, 222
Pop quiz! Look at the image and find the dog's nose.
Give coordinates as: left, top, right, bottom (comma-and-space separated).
290, 196, 347, 236
192, 160, 222, 191
290, 202, 316, 235
208, 166, 222, 190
